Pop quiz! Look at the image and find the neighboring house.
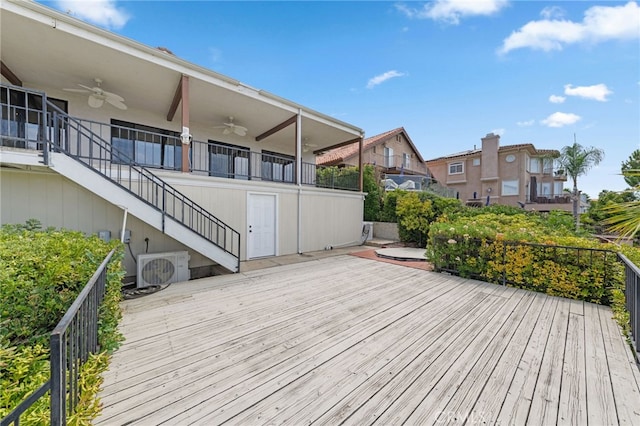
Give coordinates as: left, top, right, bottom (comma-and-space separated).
0, 0, 366, 281
317, 127, 430, 190
426, 133, 580, 212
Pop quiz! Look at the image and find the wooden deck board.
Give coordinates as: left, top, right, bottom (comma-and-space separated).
95, 255, 640, 426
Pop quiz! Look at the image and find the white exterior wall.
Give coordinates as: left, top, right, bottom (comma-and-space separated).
0, 167, 211, 279
0, 165, 364, 277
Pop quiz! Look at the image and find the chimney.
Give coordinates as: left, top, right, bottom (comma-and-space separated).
480, 132, 500, 181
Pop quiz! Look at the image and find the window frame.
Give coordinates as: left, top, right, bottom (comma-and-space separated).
502, 179, 519, 196
111, 119, 181, 170
448, 161, 464, 175
208, 140, 250, 179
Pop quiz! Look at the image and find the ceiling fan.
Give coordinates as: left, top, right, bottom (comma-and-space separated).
214, 116, 248, 137
303, 139, 318, 152
63, 78, 127, 110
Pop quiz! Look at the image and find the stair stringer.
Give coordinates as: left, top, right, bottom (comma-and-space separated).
49, 153, 239, 272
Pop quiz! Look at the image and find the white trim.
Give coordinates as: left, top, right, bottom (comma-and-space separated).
246, 192, 279, 259
448, 161, 464, 175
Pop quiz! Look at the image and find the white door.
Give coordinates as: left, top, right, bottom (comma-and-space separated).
248, 193, 276, 258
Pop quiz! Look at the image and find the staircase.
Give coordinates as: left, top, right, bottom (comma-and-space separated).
0, 83, 240, 272
45, 106, 240, 272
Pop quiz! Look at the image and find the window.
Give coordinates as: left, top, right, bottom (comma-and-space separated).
262, 150, 294, 183
554, 182, 563, 196
111, 120, 181, 170
208, 141, 249, 179
542, 158, 553, 174
530, 158, 541, 173
472, 158, 480, 166
403, 153, 411, 170
541, 182, 552, 196
384, 147, 394, 167
502, 179, 519, 196
448, 162, 463, 175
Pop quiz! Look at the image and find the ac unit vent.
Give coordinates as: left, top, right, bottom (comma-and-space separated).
137, 251, 190, 288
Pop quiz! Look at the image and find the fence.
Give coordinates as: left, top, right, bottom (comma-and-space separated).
619, 252, 640, 361
1, 250, 115, 426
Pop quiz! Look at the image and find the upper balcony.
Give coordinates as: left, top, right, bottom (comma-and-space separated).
0, 84, 360, 192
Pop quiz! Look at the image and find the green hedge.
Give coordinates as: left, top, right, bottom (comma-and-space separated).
0, 222, 125, 424
427, 212, 639, 337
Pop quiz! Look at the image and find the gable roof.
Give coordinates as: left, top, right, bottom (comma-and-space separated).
317, 127, 425, 166
426, 143, 559, 163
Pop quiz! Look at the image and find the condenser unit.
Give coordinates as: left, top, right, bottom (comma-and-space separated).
137, 251, 190, 288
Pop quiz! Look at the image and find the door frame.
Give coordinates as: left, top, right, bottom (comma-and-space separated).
246, 192, 278, 259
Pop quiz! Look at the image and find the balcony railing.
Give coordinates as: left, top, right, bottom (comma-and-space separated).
1, 250, 115, 426
1, 84, 360, 195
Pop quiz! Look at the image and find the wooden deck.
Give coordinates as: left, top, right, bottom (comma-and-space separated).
96, 255, 640, 425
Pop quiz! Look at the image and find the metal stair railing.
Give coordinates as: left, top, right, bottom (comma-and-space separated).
44, 102, 240, 271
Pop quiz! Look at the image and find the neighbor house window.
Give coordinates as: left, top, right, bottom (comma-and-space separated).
472, 158, 480, 166
554, 182, 564, 195
208, 140, 249, 179
530, 158, 541, 173
502, 179, 519, 196
448, 162, 463, 175
111, 119, 181, 170
543, 158, 553, 174
262, 150, 294, 183
403, 153, 411, 170
384, 147, 394, 167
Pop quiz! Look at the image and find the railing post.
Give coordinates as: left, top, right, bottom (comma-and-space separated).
50, 331, 64, 426
162, 181, 166, 233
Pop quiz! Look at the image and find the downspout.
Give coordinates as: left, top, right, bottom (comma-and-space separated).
296, 109, 303, 254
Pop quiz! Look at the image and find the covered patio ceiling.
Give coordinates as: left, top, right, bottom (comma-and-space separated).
0, 1, 363, 154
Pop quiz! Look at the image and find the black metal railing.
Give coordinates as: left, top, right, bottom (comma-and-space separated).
619, 252, 640, 361
44, 104, 240, 270
431, 237, 620, 304
1, 250, 115, 426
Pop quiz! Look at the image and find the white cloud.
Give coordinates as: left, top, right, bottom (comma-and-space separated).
396, 0, 508, 24
564, 83, 612, 102
540, 6, 565, 20
549, 95, 566, 104
56, 0, 130, 29
541, 112, 582, 128
366, 70, 406, 89
517, 119, 535, 127
209, 47, 222, 63
491, 128, 506, 136
499, 1, 640, 54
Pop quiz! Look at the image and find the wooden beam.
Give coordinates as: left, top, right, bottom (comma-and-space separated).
255, 115, 297, 142
180, 75, 190, 173
312, 137, 362, 155
166, 75, 183, 121
1, 61, 22, 86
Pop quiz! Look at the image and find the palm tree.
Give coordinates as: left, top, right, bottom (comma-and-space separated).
555, 141, 604, 230
603, 169, 640, 240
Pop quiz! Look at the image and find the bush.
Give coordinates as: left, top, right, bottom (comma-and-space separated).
0, 222, 125, 423
427, 212, 628, 305
363, 165, 382, 221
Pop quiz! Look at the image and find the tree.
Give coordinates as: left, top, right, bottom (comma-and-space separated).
362, 164, 381, 221
621, 149, 640, 188
554, 141, 604, 230
603, 169, 640, 241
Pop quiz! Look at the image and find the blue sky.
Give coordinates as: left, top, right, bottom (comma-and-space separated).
43, 0, 639, 198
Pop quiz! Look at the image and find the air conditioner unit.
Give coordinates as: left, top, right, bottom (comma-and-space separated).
137, 251, 190, 288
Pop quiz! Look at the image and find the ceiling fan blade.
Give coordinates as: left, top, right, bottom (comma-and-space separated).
234, 128, 247, 136
103, 91, 125, 103
78, 84, 96, 91
88, 95, 104, 108
106, 97, 127, 110
222, 128, 232, 135
63, 88, 90, 93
